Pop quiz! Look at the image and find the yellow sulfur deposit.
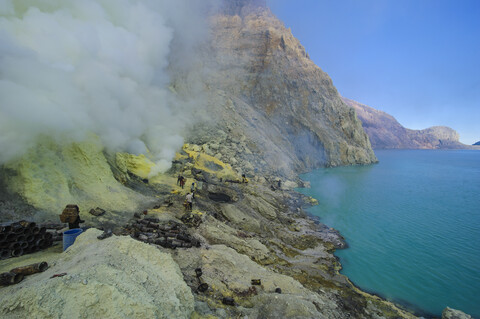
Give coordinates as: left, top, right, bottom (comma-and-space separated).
182, 144, 240, 182
115, 152, 156, 180
4, 136, 151, 217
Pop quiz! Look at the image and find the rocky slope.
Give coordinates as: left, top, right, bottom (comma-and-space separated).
343, 97, 475, 149
179, 0, 377, 180
0, 1, 472, 318
474, 141, 480, 146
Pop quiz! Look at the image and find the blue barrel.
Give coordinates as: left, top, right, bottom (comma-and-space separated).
63, 228, 83, 251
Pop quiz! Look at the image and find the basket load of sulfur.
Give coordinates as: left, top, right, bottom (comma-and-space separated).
0, 221, 57, 259
124, 215, 201, 249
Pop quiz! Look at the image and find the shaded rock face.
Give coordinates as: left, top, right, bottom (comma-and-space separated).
182, 5, 377, 179
343, 97, 473, 149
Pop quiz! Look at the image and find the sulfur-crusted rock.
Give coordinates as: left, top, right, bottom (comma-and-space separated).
200, 245, 341, 318
442, 307, 472, 319
0, 229, 194, 319
198, 216, 270, 262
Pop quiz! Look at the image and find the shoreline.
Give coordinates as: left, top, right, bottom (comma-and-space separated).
296, 184, 422, 318
297, 156, 478, 319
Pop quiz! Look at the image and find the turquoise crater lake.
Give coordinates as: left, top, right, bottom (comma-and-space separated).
300, 150, 480, 318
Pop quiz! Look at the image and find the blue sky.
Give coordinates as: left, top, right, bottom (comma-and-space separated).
267, 0, 480, 144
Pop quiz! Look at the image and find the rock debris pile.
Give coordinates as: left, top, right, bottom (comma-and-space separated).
125, 215, 201, 249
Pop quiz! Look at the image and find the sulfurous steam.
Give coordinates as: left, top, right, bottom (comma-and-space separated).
0, 0, 214, 173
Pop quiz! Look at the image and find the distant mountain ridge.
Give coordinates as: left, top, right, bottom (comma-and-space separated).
342, 97, 476, 150
474, 141, 480, 146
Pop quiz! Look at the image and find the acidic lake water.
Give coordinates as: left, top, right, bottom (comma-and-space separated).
300, 150, 480, 318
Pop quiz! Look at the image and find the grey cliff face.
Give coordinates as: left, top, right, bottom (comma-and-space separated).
343, 97, 472, 150
180, 5, 377, 178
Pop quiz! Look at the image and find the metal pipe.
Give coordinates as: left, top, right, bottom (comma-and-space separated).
6, 233, 16, 242
10, 248, 23, 257
19, 241, 28, 249
0, 272, 24, 286
10, 261, 49, 276
19, 221, 36, 229
42, 240, 53, 249
39, 223, 65, 230
26, 235, 35, 243
35, 239, 45, 247
1, 249, 10, 260
9, 242, 20, 250
32, 227, 40, 235
0, 233, 5, 242
43, 232, 53, 240
11, 223, 24, 234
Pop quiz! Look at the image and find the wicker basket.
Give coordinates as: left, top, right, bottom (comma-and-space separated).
59, 205, 79, 223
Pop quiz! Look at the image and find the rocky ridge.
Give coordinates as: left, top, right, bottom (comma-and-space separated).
0, 146, 418, 318
178, 1, 377, 181
343, 97, 477, 149
0, 1, 473, 318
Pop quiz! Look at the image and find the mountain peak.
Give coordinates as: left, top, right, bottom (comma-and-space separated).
343, 97, 472, 149
219, 0, 267, 16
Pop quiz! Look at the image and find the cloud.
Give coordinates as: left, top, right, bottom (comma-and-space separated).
0, 0, 214, 172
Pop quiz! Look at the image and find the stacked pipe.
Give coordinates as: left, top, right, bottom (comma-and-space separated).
126, 217, 201, 249
40, 223, 66, 242
0, 221, 56, 259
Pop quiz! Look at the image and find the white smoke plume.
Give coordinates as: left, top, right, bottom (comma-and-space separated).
0, 0, 214, 172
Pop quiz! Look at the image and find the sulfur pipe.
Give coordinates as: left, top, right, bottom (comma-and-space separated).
35, 239, 45, 247
11, 223, 24, 234
39, 223, 64, 230
1, 249, 10, 259
10, 248, 23, 257
9, 242, 20, 250
43, 232, 53, 240
10, 261, 49, 276
42, 240, 53, 249
6, 232, 16, 242
19, 221, 36, 229
1, 225, 13, 233
0, 272, 24, 286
